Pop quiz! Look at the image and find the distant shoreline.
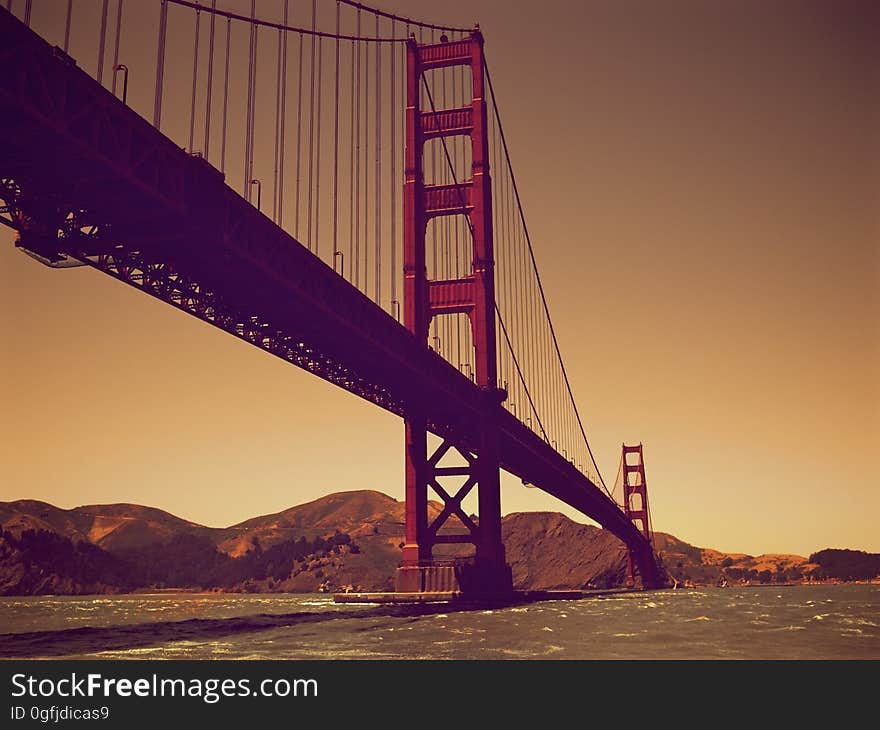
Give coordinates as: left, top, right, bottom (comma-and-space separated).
4, 579, 878, 600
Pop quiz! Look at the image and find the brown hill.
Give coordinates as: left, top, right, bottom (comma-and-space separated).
0, 492, 625, 592
653, 532, 818, 585
0, 491, 832, 595
0, 499, 230, 552
502, 512, 629, 589
222, 489, 408, 556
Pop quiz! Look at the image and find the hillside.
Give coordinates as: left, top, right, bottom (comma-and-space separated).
502, 512, 628, 589
0, 491, 466, 595
653, 532, 822, 586
219, 489, 462, 557
0, 499, 231, 552
1, 491, 875, 595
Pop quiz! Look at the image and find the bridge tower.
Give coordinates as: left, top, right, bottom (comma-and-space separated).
621, 443, 654, 588
396, 30, 512, 596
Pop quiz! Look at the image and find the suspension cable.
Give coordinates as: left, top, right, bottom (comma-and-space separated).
353, 8, 361, 286
278, 0, 289, 227
389, 18, 396, 312
204, 0, 216, 159
153, 0, 168, 128
188, 2, 201, 152
295, 29, 304, 236
63, 0, 72, 53
375, 13, 381, 304
97, 0, 108, 86
419, 72, 548, 442
220, 16, 230, 173
306, 0, 317, 250
110, 0, 124, 96
337, 0, 471, 32
273, 14, 283, 221
484, 59, 611, 494
332, 1, 340, 266
244, 1, 257, 200
314, 33, 324, 256
166, 0, 413, 42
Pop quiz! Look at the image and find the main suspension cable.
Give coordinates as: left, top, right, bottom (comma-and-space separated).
484, 59, 611, 494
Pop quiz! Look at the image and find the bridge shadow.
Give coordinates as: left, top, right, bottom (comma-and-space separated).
0, 601, 511, 659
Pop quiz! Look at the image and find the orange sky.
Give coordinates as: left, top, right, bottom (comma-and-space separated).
1, 0, 877, 557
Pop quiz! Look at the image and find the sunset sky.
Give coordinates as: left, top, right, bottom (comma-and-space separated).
1, 0, 877, 558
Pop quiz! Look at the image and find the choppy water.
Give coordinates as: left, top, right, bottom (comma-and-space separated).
0, 585, 877, 659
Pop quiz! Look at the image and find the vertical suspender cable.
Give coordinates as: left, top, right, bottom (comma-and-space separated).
486, 63, 610, 490
189, 3, 201, 153
443, 65, 451, 360
110, 0, 124, 96
517, 165, 529, 425
362, 11, 370, 293
63, 0, 73, 53
404, 21, 410, 299
530, 233, 541, 432
314, 35, 324, 257
278, 0, 289, 228
507, 156, 524, 424
244, 1, 257, 200
204, 0, 216, 161
154, 0, 168, 129
532, 236, 548, 444
540, 286, 556, 444
354, 8, 361, 287
332, 2, 340, 269
23, 0, 31, 26
295, 30, 304, 236
389, 18, 396, 314
375, 13, 381, 304
273, 11, 282, 222
493, 114, 507, 390
452, 63, 461, 368
220, 17, 230, 173
306, 0, 317, 251
525, 228, 538, 432
97, 0, 109, 86
429, 65, 437, 349
252, 22, 259, 189
543, 261, 552, 438
501, 127, 515, 405
348, 26, 355, 281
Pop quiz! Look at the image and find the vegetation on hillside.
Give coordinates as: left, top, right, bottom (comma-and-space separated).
1, 492, 877, 596
0, 528, 358, 595
808, 549, 880, 582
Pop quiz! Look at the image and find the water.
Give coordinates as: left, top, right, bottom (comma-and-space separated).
0, 585, 877, 660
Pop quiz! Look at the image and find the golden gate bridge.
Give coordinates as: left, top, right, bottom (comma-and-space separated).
0, 0, 666, 595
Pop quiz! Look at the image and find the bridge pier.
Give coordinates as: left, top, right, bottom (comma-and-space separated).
395, 423, 512, 597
